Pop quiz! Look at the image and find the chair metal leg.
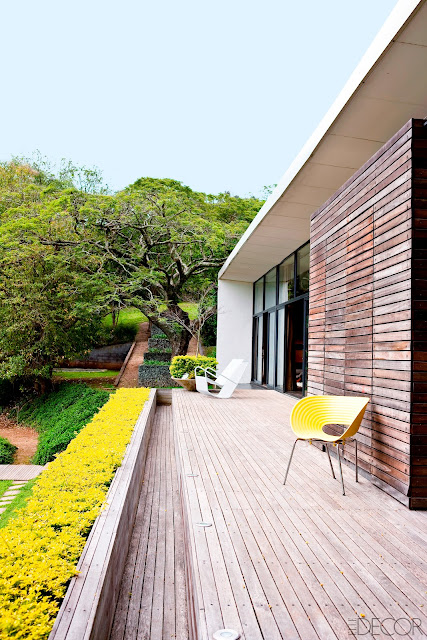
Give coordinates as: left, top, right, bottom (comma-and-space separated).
325, 443, 336, 479
354, 438, 358, 483
283, 439, 299, 485
336, 443, 345, 495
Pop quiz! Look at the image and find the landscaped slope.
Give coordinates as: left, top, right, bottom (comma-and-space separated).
0, 387, 150, 640
17, 383, 110, 465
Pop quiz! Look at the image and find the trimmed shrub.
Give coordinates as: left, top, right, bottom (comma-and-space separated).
0, 388, 150, 640
18, 384, 110, 465
170, 355, 217, 380
0, 436, 17, 464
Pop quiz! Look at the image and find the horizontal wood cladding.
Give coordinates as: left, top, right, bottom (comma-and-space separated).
308, 119, 427, 508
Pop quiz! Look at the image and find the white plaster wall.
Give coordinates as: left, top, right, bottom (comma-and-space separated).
216, 279, 253, 384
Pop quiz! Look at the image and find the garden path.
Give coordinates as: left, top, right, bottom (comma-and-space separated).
117, 323, 150, 388
0, 414, 38, 464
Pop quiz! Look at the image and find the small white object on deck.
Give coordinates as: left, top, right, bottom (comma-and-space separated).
213, 630, 240, 640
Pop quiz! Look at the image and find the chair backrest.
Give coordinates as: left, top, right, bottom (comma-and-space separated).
216, 359, 244, 386
217, 360, 248, 398
290, 395, 369, 440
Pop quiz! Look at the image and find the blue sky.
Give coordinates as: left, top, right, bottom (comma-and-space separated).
2, 0, 397, 196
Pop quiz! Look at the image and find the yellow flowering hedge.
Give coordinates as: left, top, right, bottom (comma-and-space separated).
0, 387, 150, 640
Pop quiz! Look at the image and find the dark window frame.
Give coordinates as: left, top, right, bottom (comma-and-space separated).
252, 240, 310, 394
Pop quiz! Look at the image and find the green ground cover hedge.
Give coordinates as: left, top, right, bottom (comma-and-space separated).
0, 437, 17, 464
18, 384, 110, 465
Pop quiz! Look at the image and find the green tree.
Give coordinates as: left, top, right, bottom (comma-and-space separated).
0, 162, 264, 374
0, 162, 109, 390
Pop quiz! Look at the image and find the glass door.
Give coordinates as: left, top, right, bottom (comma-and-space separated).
252, 314, 267, 385
285, 299, 306, 397
267, 312, 276, 387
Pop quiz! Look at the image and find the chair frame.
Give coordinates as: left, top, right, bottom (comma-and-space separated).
195, 360, 248, 399
283, 436, 358, 495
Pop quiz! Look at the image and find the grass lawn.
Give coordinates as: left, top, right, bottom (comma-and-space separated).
53, 369, 117, 380
178, 302, 198, 320
103, 303, 199, 333
102, 307, 147, 334
0, 480, 35, 528
0, 481, 12, 500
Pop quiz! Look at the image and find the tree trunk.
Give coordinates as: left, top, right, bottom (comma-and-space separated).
162, 305, 192, 357
34, 376, 53, 395
170, 330, 191, 357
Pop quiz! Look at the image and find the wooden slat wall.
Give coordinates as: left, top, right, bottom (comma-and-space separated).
411, 120, 427, 508
308, 119, 416, 507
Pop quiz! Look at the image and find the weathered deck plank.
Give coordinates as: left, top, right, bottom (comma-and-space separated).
0, 464, 45, 480
173, 388, 427, 640
110, 406, 189, 640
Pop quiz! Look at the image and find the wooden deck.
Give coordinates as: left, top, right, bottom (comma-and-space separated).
0, 464, 45, 480
173, 388, 427, 640
110, 405, 188, 640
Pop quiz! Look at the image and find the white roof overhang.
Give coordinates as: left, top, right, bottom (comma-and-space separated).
219, 0, 427, 282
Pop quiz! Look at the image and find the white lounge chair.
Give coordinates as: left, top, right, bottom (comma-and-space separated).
195, 359, 248, 399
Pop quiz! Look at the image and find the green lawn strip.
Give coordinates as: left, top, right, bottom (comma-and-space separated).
0, 481, 13, 500
0, 480, 36, 529
53, 370, 117, 379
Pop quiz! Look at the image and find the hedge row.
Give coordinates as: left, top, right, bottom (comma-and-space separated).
169, 355, 217, 379
0, 387, 150, 640
0, 436, 17, 464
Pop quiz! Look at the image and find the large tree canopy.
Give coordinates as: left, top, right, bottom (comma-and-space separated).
0, 160, 264, 385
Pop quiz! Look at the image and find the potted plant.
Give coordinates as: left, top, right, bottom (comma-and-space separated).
170, 355, 218, 391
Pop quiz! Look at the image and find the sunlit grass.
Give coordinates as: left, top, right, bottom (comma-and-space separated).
0, 481, 12, 501
102, 307, 147, 332
53, 370, 117, 380
0, 480, 35, 529
103, 303, 199, 331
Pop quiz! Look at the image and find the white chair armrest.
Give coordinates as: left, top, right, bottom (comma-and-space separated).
195, 366, 218, 378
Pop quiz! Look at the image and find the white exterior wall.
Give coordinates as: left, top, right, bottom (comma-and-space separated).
216, 279, 253, 384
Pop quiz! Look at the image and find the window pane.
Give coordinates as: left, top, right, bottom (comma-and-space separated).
256, 316, 263, 381
296, 243, 310, 296
268, 313, 275, 386
254, 278, 264, 313
279, 256, 294, 303
276, 308, 285, 387
265, 268, 276, 308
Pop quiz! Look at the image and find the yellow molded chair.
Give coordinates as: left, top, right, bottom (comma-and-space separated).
283, 395, 369, 495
